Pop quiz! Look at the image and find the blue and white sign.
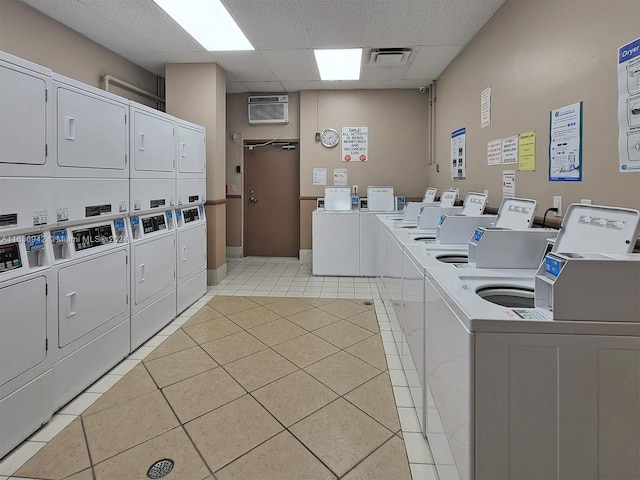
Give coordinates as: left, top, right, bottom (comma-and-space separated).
618, 37, 640, 172
549, 102, 583, 181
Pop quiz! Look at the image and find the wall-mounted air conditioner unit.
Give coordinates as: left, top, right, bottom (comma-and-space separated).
248, 95, 289, 124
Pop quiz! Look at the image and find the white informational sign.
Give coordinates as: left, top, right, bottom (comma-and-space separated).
341, 126, 368, 162
451, 127, 466, 180
618, 37, 640, 172
333, 168, 348, 185
481, 87, 491, 128
312, 168, 327, 186
487, 139, 502, 165
549, 101, 583, 181
502, 170, 516, 197
501, 135, 518, 164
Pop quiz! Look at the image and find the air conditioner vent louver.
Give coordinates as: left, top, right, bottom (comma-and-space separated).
369, 48, 412, 66
248, 95, 289, 124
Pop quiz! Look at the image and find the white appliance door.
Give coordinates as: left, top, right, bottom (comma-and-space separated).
0, 276, 48, 386
177, 223, 206, 281
57, 250, 128, 347
56, 86, 127, 173
131, 109, 175, 176
176, 124, 205, 174
0, 63, 47, 169
132, 235, 176, 306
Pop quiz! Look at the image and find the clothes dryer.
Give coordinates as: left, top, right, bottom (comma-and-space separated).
0, 51, 54, 234
175, 205, 207, 314
0, 231, 55, 459
51, 218, 130, 409
175, 119, 206, 208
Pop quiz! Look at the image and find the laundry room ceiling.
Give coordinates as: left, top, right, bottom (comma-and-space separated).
19, 0, 505, 92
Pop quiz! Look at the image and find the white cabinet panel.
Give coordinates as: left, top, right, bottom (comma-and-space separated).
132, 234, 176, 307
130, 106, 175, 176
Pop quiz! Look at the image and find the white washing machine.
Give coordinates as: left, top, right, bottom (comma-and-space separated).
51, 73, 129, 224
0, 51, 54, 234
176, 204, 207, 314
0, 231, 55, 459
313, 187, 360, 276
175, 118, 206, 208
51, 218, 130, 410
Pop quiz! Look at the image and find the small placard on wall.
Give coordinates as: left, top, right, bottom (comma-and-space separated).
342, 126, 368, 162
313, 168, 327, 185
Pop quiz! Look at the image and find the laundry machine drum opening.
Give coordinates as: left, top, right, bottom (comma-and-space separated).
475, 286, 535, 308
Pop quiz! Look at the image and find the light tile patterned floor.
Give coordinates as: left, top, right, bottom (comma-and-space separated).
0, 257, 440, 480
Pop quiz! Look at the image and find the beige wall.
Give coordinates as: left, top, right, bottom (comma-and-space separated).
166, 63, 227, 280
225, 89, 430, 252
431, 0, 640, 215
0, 0, 157, 106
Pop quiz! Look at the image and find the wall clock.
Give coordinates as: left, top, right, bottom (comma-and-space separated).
320, 128, 340, 148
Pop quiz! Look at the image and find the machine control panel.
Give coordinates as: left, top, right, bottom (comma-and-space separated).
544, 254, 564, 279
183, 207, 200, 224
0, 243, 21, 271
72, 224, 114, 251
473, 228, 484, 242
26, 233, 45, 251
142, 214, 167, 234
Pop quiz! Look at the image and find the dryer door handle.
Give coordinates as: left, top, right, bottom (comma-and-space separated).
182, 246, 187, 262
139, 263, 145, 282
66, 292, 77, 318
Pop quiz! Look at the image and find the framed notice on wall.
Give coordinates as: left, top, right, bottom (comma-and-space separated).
341, 126, 368, 162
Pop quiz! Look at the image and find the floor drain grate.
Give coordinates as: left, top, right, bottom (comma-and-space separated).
147, 459, 175, 479
363, 301, 373, 306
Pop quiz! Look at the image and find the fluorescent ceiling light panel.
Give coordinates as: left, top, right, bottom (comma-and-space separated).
154, 0, 253, 51
314, 49, 362, 80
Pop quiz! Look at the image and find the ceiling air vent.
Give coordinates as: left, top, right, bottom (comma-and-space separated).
369, 48, 412, 66
248, 95, 289, 125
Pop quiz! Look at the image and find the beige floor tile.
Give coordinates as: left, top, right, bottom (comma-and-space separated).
247, 318, 306, 347
272, 333, 339, 368
285, 308, 342, 331
299, 298, 339, 307
342, 436, 412, 480
344, 309, 380, 333
163, 367, 246, 423
143, 329, 198, 361
208, 296, 260, 315
83, 390, 179, 464
215, 431, 336, 480
182, 304, 225, 327
13, 419, 90, 480
201, 331, 267, 365
344, 373, 401, 432
318, 299, 372, 319
345, 335, 388, 371
244, 296, 282, 305
182, 316, 242, 344
252, 370, 338, 427
65, 469, 94, 480
226, 305, 281, 330
305, 351, 381, 395
83, 364, 157, 416
263, 298, 314, 317
313, 320, 374, 349
144, 345, 218, 388
93, 427, 210, 480
224, 349, 297, 392
184, 395, 283, 472
289, 398, 394, 477
206, 294, 234, 305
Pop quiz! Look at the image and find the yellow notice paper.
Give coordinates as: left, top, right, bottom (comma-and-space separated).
519, 131, 536, 171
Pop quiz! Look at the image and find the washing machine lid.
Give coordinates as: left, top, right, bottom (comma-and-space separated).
367, 186, 395, 212
324, 186, 352, 211
554, 204, 640, 254
438, 189, 457, 207
460, 192, 487, 216
494, 197, 537, 229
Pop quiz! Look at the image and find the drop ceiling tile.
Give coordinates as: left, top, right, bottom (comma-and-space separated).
241, 81, 286, 93
223, 0, 310, 50
367, 0, 444, 46
210, 51, 277, 82
262, 50, 318, 81
406, 45, 462, 79
298, 0, 371, 48
226, 82, 250, 94
425, 0, 506, 45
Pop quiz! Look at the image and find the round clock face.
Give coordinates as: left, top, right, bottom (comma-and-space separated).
320, 128, 340, 148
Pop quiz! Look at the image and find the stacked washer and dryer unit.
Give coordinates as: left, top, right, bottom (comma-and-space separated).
0, 51, 208, 459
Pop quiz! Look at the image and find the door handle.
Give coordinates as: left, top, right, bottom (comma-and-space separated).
139, 263, 145, 282
249, 196, 259, 203
66, 292, 77, 318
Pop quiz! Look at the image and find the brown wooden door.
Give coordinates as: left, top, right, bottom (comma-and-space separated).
244, 143, 300, 257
